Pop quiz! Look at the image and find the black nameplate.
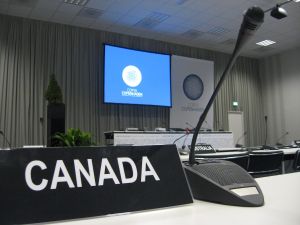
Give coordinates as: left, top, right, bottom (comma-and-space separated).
0, 145, 192, 224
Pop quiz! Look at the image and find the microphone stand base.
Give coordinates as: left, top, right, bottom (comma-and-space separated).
183, 159, 264, 207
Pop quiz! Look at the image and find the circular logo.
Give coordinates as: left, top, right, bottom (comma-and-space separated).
122, 65, 142, 87
182, 74, 204, 100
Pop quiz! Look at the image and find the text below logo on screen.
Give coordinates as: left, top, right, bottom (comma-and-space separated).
121, 65, 143, 98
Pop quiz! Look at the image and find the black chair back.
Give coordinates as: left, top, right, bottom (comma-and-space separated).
248, 150, 283, 176
195, 152, 249, 170
293, 150, 300, 171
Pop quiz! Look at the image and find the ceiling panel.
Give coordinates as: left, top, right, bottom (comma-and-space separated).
89, 20, 111, 30
10, 0, 38, 7
106, 0, 141, 15
30, 7, 55, 20
35, 0, 61, 10
96, 11, 122, 23
86, 0, 115, 11
125, 6, 151, 19
114, 15, 142, 26
0, 2, 9, 14
51, 11, 74, 24
57, 3, 81, 16
7, 4, 32, 17
0, 0, 299, 58
72, 15, 94, 27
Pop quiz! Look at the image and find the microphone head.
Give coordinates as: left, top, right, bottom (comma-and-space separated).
243, 6, 264, 31
233, 6, 264, 55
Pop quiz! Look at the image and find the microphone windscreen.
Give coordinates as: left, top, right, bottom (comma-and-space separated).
243, 6, 264, 31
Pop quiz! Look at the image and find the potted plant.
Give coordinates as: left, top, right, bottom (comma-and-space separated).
52, 128, 95, 147
45, 74, 65, 147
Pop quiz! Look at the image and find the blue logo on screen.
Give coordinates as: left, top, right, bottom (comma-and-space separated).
122, 65, 142, 87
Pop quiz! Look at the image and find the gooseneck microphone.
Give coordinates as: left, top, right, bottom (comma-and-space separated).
183, 6, 265, 207
189, 6, 264, 165
40, 117, 45, 147
173, 128, 190, 148
235, 131, 247, 147
203, 120, 212, 131
185, 122, 195, 131
0, 130, 12, 149
275, 131, 289, 146
264, 115, 268, 146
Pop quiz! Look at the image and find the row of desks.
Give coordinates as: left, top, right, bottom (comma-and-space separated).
104, 131, 235, 149
180, 147, 299, 174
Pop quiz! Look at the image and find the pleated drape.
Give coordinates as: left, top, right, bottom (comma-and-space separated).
0, 14, 264, 147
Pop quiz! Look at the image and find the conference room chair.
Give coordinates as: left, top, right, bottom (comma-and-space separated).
195, 152, 249, 170
247, 150, 284, 177
293, 150, 300, 171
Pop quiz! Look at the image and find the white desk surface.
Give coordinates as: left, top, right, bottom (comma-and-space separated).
180, 151, 248, 161
34, 172, 300, 225
279, 148, 299, 155
249, 148, 299, 155
105, 131, 235, 149
215, 147, 243, 151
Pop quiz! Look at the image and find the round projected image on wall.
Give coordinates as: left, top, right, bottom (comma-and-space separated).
182, 74, 204, 100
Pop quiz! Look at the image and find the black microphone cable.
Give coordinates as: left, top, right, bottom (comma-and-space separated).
0, 130, 12, 149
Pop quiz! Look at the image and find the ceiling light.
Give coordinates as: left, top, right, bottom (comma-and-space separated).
64, 0, 89, 6
256, 40, 276, 46
270, 5, 288, 19
293, 0, 300, 2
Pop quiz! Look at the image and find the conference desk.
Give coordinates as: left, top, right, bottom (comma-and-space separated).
33, 172, 300, 225
180, 148, 299, 174
180, 148, 299, 158
104, 131, 234, 149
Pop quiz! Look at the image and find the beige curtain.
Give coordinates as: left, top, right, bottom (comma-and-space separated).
0, 14, 264, 147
